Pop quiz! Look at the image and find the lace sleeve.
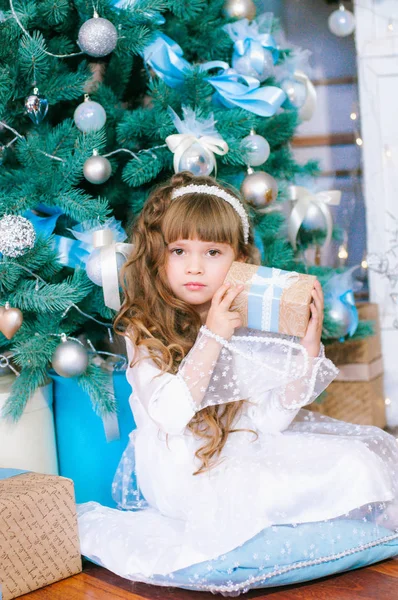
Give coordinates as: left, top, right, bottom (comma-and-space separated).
178, 327, 339, 412
125, 328, 225, 434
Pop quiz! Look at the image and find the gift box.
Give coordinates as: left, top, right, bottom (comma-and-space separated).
309, 303, 386, 428
224, 262, 316, 337
0, 469, 82, 600
53, 370, 135, 507
0, 375, 58, 475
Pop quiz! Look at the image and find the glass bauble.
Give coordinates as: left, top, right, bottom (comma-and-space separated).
74, 100, 106, 132
281, 78, 307, 109
224, 0, 256, 20
0, 215, 36, 257
24, 89, 49, 125
78, 16, 118, 57
327, 300, 354, 339
177, 142, 214, 176
51, 340, 89, 378
328, 6, 355, 37
86, 248, 127, 287
241, 171, 278, 207
241, 133, 270, 167
297, 202, 327, 246
232, 47, 274, 83
83, 155, 112, 184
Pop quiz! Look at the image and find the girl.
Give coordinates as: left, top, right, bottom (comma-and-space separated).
78, 172, 398, 593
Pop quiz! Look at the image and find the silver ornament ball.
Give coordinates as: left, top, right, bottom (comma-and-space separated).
24, 89, 49, 125
52, 339, 89, 378
224, 0, 256, 20
241, 133, 270, 167
297, 202, 327, 245
78, 16, 118, 57
86, 248, 127, 286
241, 171, 278, 207
0, 215, 36, 257
328, 6, 355, 37
327, 302, 353, 338
74, 100, 106, 133
83, 154, 112, 184
177, 142, 214, 177
233, 48, 274, 83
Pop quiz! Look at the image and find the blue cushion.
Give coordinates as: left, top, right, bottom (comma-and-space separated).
153, 520, 398, 592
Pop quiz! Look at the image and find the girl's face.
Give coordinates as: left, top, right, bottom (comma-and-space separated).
165, 238, 237, 312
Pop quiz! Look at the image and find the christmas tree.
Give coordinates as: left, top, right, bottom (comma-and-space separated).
0, 0, 364, 420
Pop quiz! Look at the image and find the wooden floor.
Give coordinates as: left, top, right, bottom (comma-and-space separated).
19, 558, 398, 599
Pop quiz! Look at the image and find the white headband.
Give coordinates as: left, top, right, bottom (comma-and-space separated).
170, 184, 250, 244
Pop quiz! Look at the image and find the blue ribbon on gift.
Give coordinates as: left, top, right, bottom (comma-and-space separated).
0, 468, 27, 480
247, 266, 281, 331
246, 266, 300, 332
207, 69, 286, 117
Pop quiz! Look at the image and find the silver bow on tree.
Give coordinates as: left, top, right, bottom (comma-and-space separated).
165, 106, 228, 176
70, 218, 134, 311
288, 185, 341, 251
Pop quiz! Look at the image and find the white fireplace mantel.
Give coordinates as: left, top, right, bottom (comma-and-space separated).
355, 0, 398, 423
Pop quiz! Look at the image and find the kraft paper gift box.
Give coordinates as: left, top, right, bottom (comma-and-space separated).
224, 262, 316, 337
0, 469, 82, 600
309, 303, 386, 428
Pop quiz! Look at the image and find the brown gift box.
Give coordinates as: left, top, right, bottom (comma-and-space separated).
309, 303, 386, 428
224, 262, 316, 337
0, 472, 82, 600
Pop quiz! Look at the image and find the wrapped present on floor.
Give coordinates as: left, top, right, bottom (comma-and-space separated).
53, 368, 135, 507
309, 303, 386, 428
0, 469, 82, 600
0, 375, 58, 475
224, 262, 316, 337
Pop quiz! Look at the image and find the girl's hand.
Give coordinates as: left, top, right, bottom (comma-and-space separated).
205, 282, 244, 340
301, 279, 324, 357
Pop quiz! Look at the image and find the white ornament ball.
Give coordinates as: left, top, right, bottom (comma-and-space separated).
0, 215, 36, 257
177, 142, 214, 177
78, 16, 118, 57
83, 154, 112, 184
241, 171, 278, 207
233, 48, 274, 83
52, 339, 89, 378
86, 248, 127, 286
328, 6, 355, 37
241, 133, 270, 167
74, 100, 106, 133
224, 0, 256, 20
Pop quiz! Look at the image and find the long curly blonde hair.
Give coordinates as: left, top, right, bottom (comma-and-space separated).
115, 172, 260, 474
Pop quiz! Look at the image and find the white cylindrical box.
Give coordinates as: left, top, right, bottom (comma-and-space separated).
0, 375, 59, 475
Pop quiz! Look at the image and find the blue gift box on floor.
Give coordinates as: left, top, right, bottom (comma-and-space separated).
52, 371, 135, 508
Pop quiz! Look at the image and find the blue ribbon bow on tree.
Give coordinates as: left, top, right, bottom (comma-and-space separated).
207, 69, 286, 117
224, 14, 279, 82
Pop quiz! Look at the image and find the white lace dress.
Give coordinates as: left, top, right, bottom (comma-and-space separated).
77, 326, 398, 588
